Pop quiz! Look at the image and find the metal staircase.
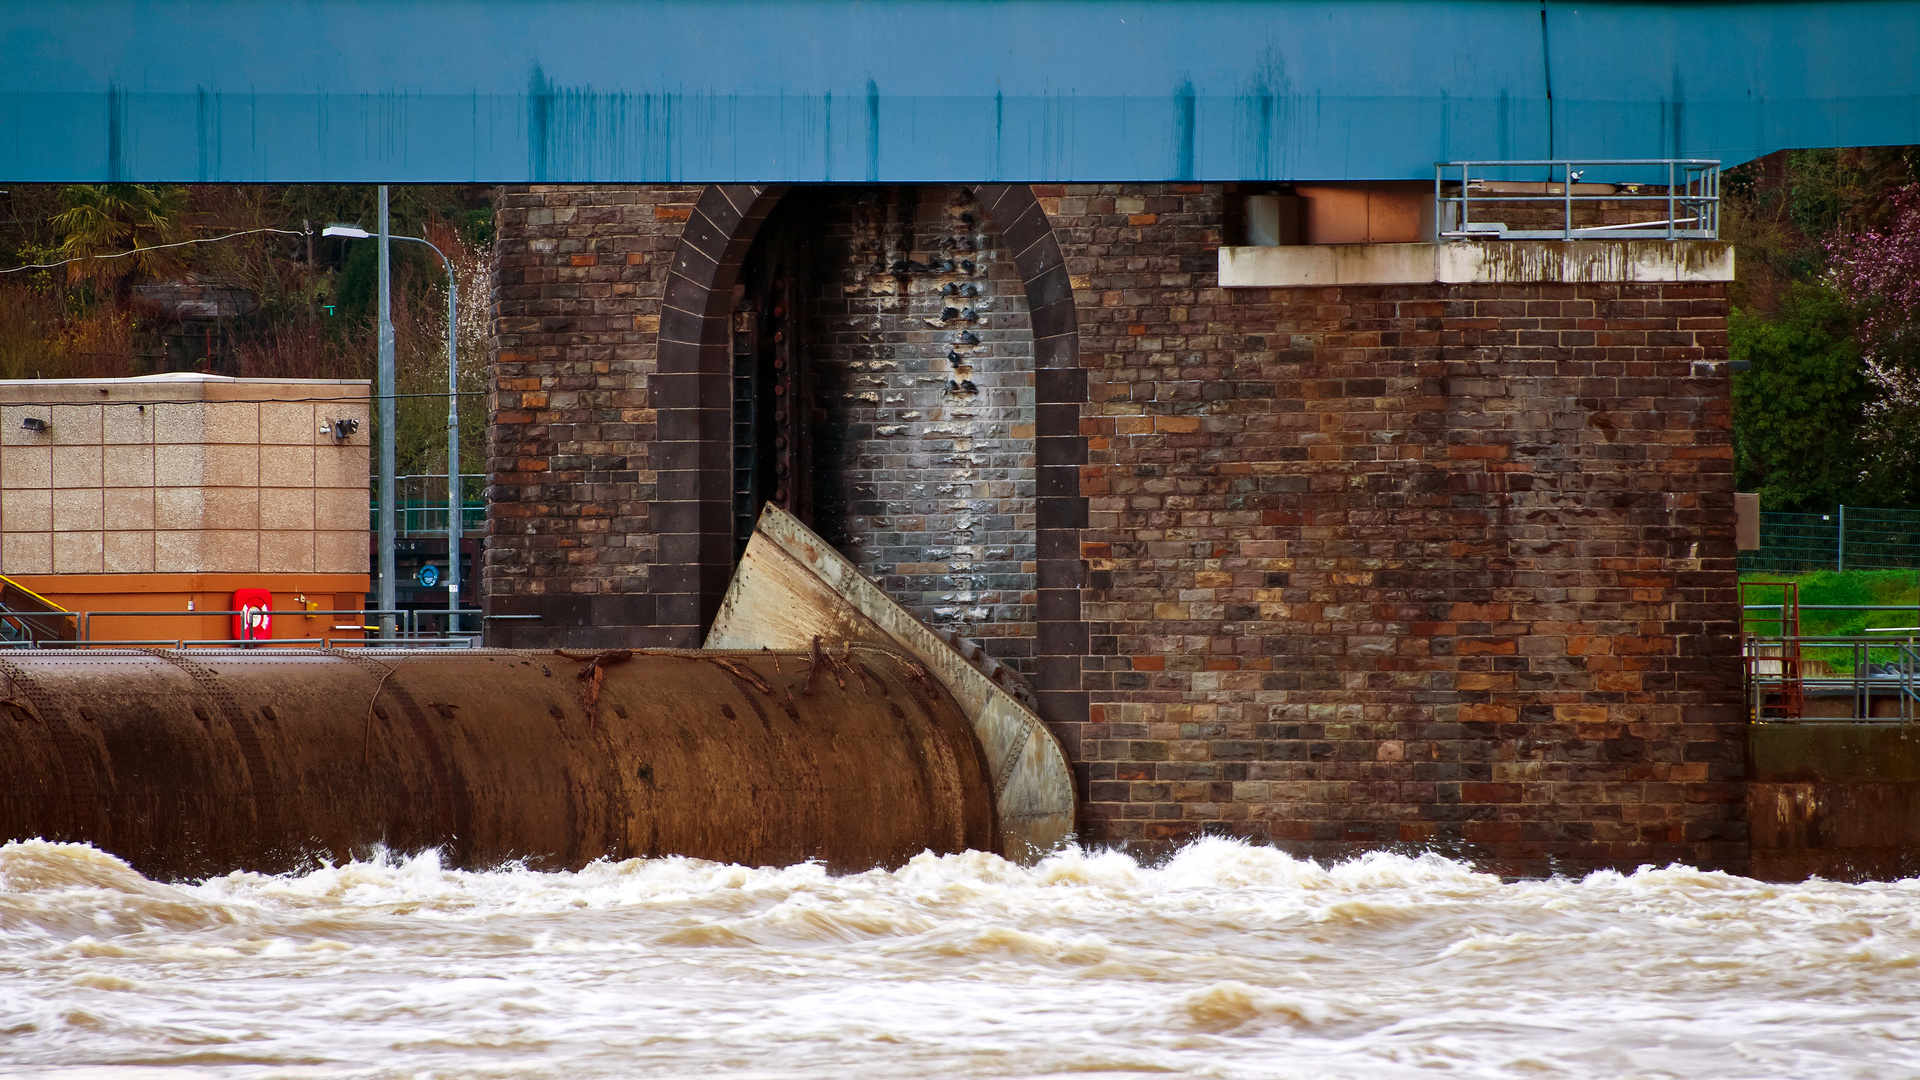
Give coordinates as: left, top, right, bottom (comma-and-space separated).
1742, 580, 1804, 720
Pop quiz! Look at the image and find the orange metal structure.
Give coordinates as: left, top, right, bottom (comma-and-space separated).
1741, 580, 1804, 720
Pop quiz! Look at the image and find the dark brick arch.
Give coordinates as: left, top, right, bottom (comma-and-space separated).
649, 182, 1089, 733
647, 184, 788, 646
973, 184, 1089, 739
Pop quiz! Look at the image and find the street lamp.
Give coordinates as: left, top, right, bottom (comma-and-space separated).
324, 220, 465, 636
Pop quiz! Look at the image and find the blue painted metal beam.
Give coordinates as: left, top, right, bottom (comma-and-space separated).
1, 1, 1916, 183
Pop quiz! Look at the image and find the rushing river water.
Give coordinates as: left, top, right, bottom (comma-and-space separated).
2, 839, 1919, 1079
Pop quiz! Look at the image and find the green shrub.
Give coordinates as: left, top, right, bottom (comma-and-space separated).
1731, 284, 1875, 511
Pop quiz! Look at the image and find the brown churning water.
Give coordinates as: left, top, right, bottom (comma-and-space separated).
2, 837, 1918, 1079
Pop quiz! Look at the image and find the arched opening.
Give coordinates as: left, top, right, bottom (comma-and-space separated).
650, 182, 1084, 719
730, 185, 1038, 670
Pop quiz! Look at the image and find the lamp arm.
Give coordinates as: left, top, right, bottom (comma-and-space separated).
340, 230, 466, 632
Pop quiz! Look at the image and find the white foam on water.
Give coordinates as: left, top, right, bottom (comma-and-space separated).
3, 837, 1919, 1078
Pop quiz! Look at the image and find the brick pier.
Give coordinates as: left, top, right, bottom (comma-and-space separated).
489, 182, 1745, 876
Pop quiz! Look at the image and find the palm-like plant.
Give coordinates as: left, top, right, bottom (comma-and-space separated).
50, 183, 187, 292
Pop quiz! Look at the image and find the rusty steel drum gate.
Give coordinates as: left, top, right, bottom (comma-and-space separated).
0, 508, 1076, 879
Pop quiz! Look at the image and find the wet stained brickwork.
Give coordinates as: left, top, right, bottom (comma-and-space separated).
795, 186, 1037, 673
487, 184, 703, 644
489, 181, 1745, 875
1039, 183, 1742, 873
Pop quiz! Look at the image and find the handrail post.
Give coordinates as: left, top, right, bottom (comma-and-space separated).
1563, 161, 1573, 240
1462, 162, 1471, 235
1434, 163, 1442, 238
1667, 160, 1676, 240
1857, 640, 1866, 718
1713, 163, 1721, 236
1908, 640, 1916, 723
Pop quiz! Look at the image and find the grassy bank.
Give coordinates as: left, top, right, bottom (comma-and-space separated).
1739, 568, 1920, 671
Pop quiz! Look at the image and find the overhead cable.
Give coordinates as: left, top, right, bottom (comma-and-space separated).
0, 227, 309, 275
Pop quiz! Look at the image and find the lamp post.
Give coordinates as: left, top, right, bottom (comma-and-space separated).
324, 219, 463, 637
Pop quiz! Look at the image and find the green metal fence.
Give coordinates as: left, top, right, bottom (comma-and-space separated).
367, 474, 488, 538
1740, 505, 1920, 573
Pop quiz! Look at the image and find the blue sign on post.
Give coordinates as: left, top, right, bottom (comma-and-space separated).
417, 564, 440, 588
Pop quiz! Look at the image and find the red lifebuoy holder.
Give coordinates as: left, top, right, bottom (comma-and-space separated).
232, 589, 273, 643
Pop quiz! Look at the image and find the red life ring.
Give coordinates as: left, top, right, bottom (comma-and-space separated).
231, 588, 273, 642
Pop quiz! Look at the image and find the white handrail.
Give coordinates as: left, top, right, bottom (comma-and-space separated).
1436, 159, 1720, 241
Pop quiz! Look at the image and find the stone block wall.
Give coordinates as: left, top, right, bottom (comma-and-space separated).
794, 185, 1038, 671
489, 183, 1040, 658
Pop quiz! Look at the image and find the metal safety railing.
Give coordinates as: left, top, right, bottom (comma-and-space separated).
1436, 159, 1720, 241
1742, 597, 1920, 722
369, 473, 487, 538
1744, 632, 1919, 723
1900, 642, 1920, 721
0, 574, 80, 643
0, 607, 495, 650
1742, 581, 1804, 719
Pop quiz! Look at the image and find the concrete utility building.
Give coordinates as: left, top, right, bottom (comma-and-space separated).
485, 183, 1740, 877
0, 375, 370, 643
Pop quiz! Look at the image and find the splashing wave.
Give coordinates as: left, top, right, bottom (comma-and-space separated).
4, 837, 1919, 1078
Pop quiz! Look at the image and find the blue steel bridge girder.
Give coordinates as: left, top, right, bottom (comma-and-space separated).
2, 0, 1918, 185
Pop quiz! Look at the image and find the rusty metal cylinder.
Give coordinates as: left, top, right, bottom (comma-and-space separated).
0, 645, 997, 879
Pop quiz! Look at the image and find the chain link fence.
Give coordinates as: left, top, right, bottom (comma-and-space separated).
1740, 505, 1920, 573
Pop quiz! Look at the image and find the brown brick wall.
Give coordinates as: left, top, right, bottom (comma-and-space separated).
1044, 183, 1743, 874
488, 182, 1745, 875
487, 184, 697, 644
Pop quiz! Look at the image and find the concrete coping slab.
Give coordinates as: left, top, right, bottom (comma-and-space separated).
1218, 240, 1734, 288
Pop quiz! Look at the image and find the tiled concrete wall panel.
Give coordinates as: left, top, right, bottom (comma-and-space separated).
0, 393, 368, 576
